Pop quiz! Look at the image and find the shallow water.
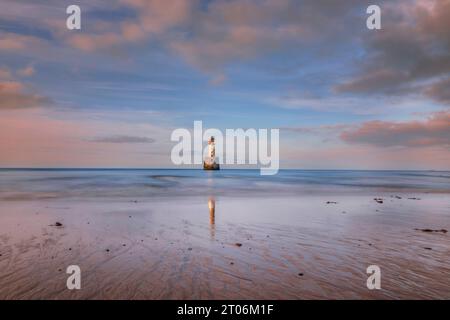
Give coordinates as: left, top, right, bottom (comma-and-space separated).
1, 169, 449, 200
0, 169, 449, 299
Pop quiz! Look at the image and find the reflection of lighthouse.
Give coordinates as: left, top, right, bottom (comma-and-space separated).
203, 136, 220, 170
208, 197, 215, 225
208, 197, 215, 239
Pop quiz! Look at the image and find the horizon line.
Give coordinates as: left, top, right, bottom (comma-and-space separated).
0, 167, 447, 172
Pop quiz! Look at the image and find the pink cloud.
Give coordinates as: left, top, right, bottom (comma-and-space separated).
66, 0, 196, 52
425, 77, 450, 103
121, 22, 146, 42
17, 65, 35, 77
122, 0, 194, 34
0, 33, 42, 51
341, 111, 450, 147
68, 33, 123, 53
168, 0, 313, 73
0, 67, 12, 80
0, 80, 49, 109
60, 0, 335, 79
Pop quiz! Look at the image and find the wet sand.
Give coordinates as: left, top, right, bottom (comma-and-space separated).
1, 192, 449, 299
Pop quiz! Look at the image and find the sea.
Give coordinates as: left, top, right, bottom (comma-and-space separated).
0, 169, 449, 201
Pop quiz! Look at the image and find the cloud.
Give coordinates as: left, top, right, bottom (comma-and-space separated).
167, 0, 344, 74
120, 0, 194, 34
267, 93, 432, 116
4, 0, 447, 97
66, 0, 196, 52
88, 135, 156, 143
0, 32, 43, 51
0, 67, 12, 80
271, 95, 369, 113
209, 73, 227, 86
60, 0, 364, 79
335, 69, 409, 95
67, 33, 123, 53
336, 0, 450, 103
169, 24, 286, 73
0, 81, 50, 109
341, 111, 450, 147
425, 77, 450, 104
281, 124, 350, 135
17, 65, 35, 77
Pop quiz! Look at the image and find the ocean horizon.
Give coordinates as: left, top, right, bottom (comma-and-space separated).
1, 169, 449, 201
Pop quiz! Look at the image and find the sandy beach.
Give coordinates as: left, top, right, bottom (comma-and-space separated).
0, 169, 449, 299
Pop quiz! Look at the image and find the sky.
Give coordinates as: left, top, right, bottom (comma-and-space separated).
0, 0, 449, 169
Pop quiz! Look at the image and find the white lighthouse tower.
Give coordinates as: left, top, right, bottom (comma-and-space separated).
203, 136, 220, 170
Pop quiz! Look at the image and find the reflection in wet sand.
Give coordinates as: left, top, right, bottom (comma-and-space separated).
0, 194, 450, 299
208, 197, 215, 239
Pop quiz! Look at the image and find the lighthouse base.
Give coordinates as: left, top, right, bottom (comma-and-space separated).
203, 162, 220, 170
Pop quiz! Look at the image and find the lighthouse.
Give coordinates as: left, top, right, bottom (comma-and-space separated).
203, 136, 220, 170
